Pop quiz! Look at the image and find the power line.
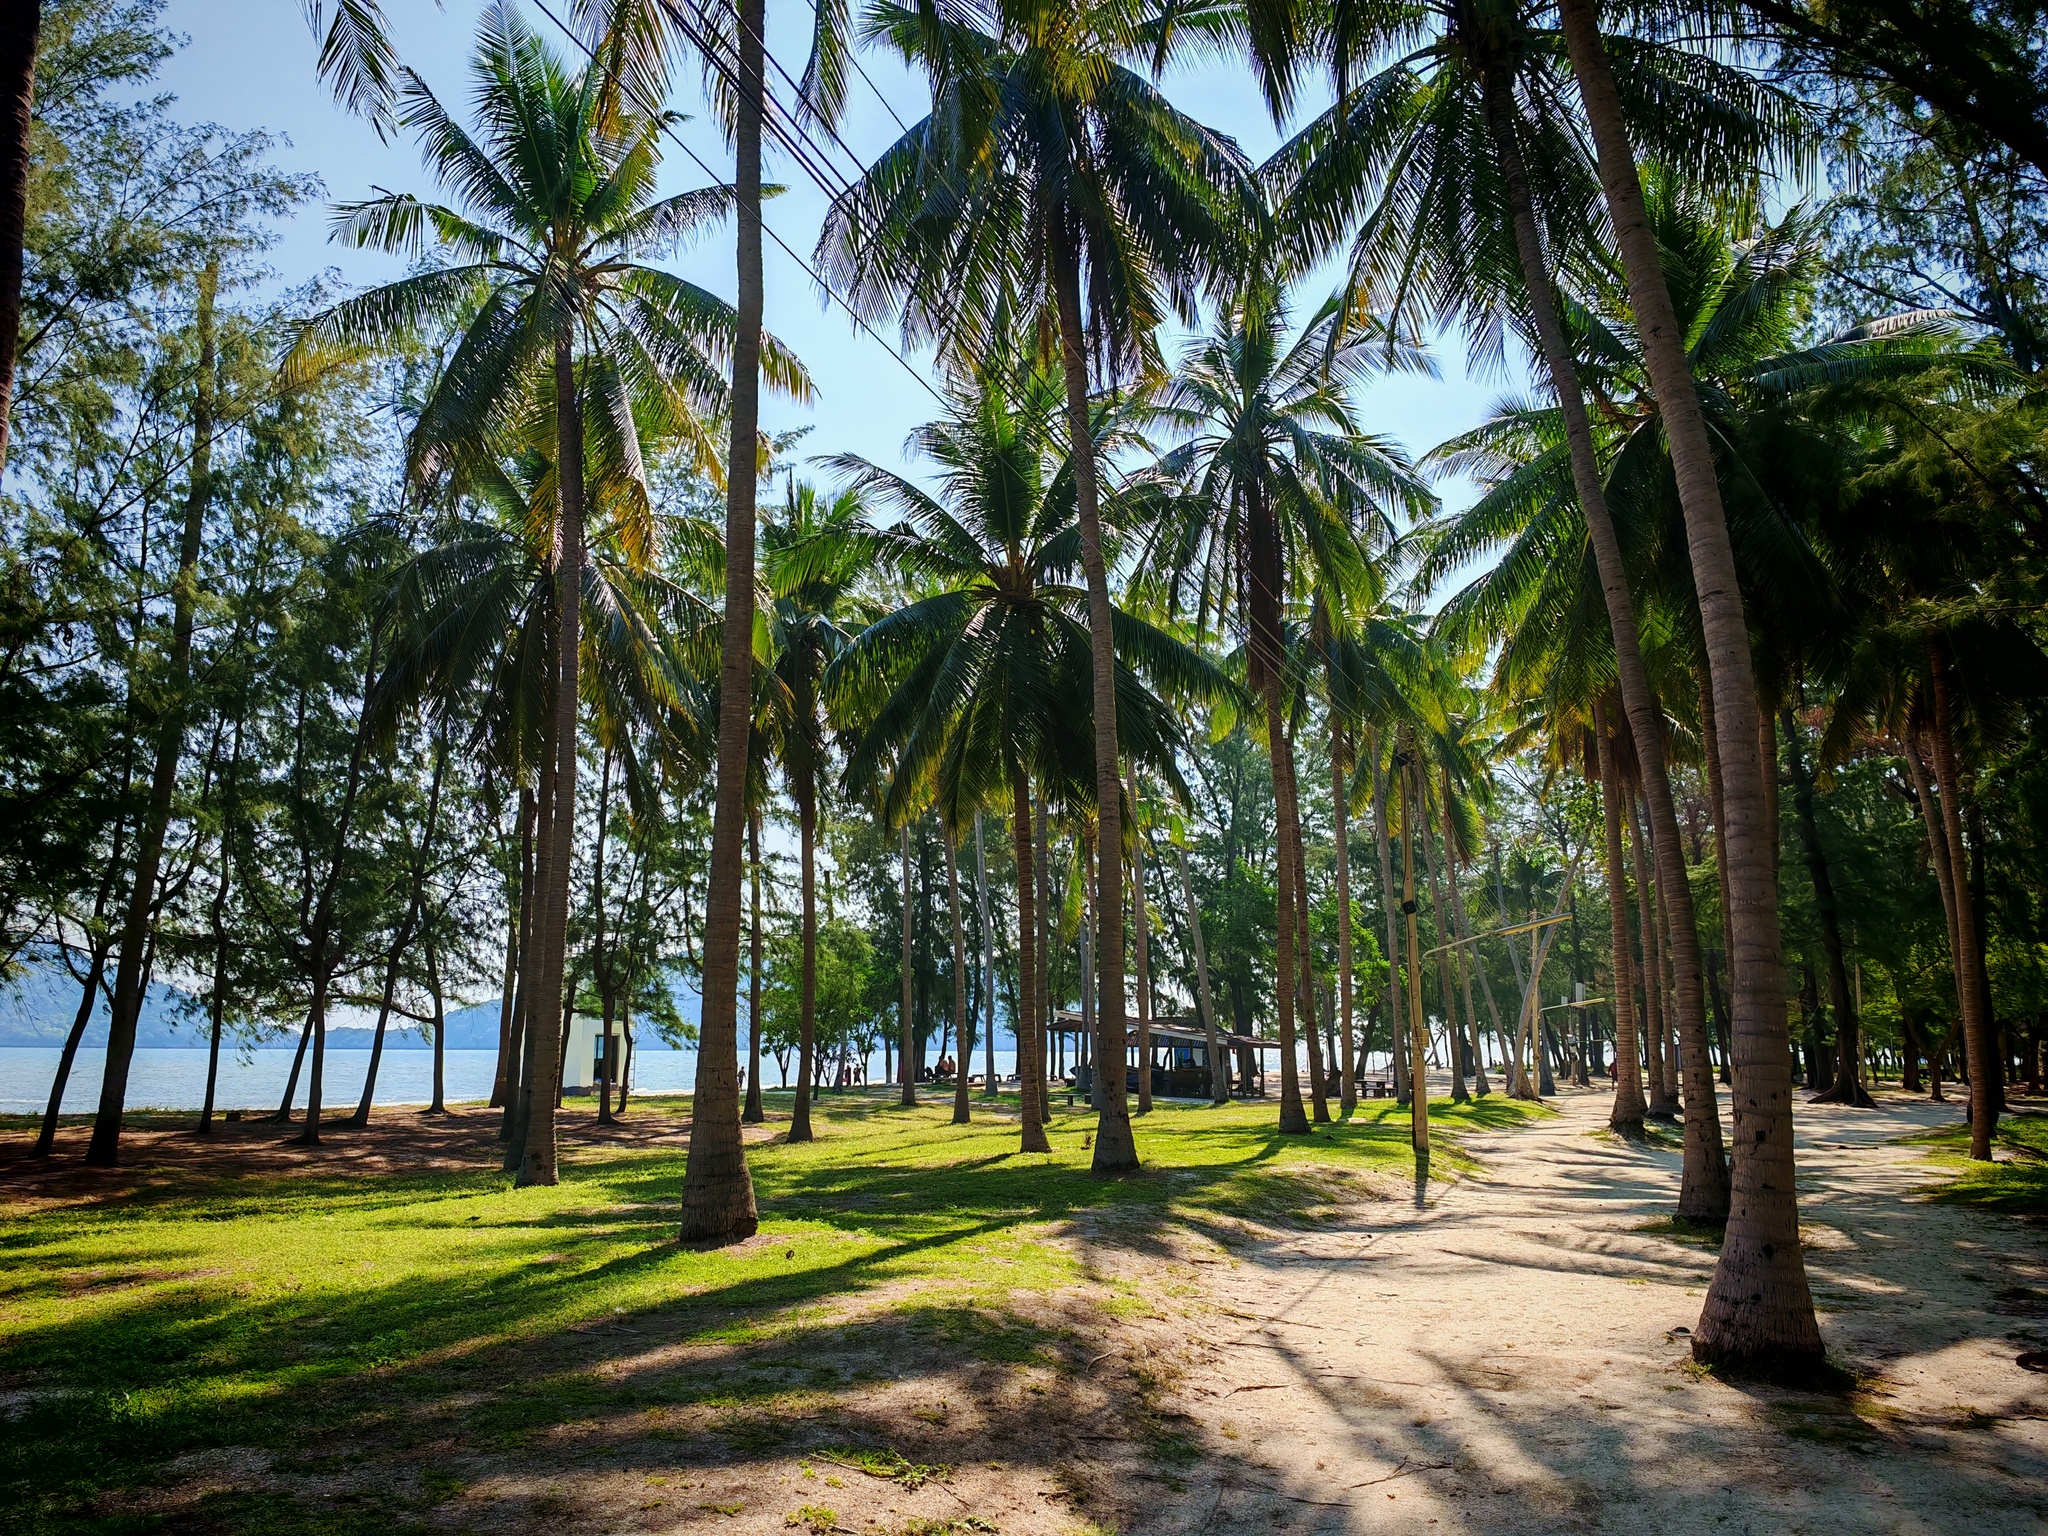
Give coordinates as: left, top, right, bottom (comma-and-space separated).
650, 0, 861, 202
679, 0, 878, 193
527, 0, 948, 406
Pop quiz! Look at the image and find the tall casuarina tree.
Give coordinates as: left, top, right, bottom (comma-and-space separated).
85, 263, 220, 1166
819, 0, 1255, 1170
1552, 0, 1819, 1371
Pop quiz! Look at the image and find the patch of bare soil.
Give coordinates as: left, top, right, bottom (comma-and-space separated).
1138, 1085, 2048, 1535
0, 1097, 769, 1210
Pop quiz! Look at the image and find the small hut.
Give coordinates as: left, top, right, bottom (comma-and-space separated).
1047, 1010, 1274, 1100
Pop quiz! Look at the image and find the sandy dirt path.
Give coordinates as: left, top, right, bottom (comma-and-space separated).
1139, 1085, 2048, 1536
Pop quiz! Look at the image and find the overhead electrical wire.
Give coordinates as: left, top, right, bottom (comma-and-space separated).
527, 0, 950, 406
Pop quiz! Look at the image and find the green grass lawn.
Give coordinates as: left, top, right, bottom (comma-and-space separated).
0, 1091, 1542, 1534
1911, 1108, 2048, 1214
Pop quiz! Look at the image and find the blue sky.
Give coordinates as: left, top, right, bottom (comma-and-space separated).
156, 0, 1513, 505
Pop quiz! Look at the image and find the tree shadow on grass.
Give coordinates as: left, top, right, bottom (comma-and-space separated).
0, 1096, 1557, 1533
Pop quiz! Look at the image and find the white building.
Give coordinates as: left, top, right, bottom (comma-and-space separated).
561, 1013, 612, 1094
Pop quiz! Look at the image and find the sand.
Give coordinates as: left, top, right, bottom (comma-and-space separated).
1122, 1085, 2048, 1535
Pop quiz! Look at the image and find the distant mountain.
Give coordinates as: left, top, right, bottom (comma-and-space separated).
0, 961, 202, 1048
0, 960, 505, 1051
322, 1002, 504, 1051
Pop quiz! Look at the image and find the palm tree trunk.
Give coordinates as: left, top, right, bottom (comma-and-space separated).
899, 820, 916, 1106
1035, 790, 1053, 1121
1783, 706, 1873, 1107
1483, 62, 1723, 1211
1700, 672, 1736, 1085
593, 749, 617, 1127
1012, 773, 1051, 1152
1928, 641, 1998, 1158
1400, 756, 1430, 1152
1903, 736, 1964, 1004
975, 814, 998, 1098
1966, 797, 2007, 1115
1648, 813, 1683, 1109
1595, 700, 1648, 1131
743, 816, 766, 1122
1628, 792, 1676, 1119
505, 758, 551, 1166
679, 0, 764, 1239
791, 775, 819, 1138
516, 332, 588, 1190
85, 262, 217, 1167
1371, 744, 1410, 1104
0, 0, 39, 483
1288, 763, 1330, 1123
947, 832, 971, 1125
1451, 856, 1498, 1098
1903, 730, 1971, 1103
1556, 0, 1809, 1366
1081, 828, 1099, 1109
1177, 842, 1228, 1103
1440, 791, 1491, 1097
494, 790, 533, 1118
1128, 771, 1154, 1114
1048, 224, 1134, 1173
1424, 813, 1467, 1104
1332, 725, 1357, 1114
749, 809, 768, 1124
1264, 683, 1311, 1133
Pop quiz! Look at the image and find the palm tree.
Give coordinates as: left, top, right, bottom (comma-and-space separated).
1317, 605, 1435, 1112
1264, 0, 1800, 1220
819, 0, 1256, 1172
826, 358, 1233, 1153
372, 424, 720, 1156
0, 0, 40, 483
1143, 281, 1432, 1133
1548, 0, 1819, 1371
285, 5, 804, 1186
761, 478, 876, 1142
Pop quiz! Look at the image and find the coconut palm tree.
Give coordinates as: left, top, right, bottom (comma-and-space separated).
297, 0, 802, 1243
1263, 0, 1810, 1220
761, 478, 877, 1142
825, 357, 1235, 1152
1142, 279, 1433, 1133
371, 422, 721, 1158
0, 0, 40, 483
283, 4, 805, 1185
818, 0, 1257, 1171
1543, 0, 1820, 1371
1315, 604, 1436, 1113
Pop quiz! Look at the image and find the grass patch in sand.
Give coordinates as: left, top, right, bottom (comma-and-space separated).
0, 1091, 1540, 1534
1634, 1216, 1725, 1248
1907, 1111, 2048, 1214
